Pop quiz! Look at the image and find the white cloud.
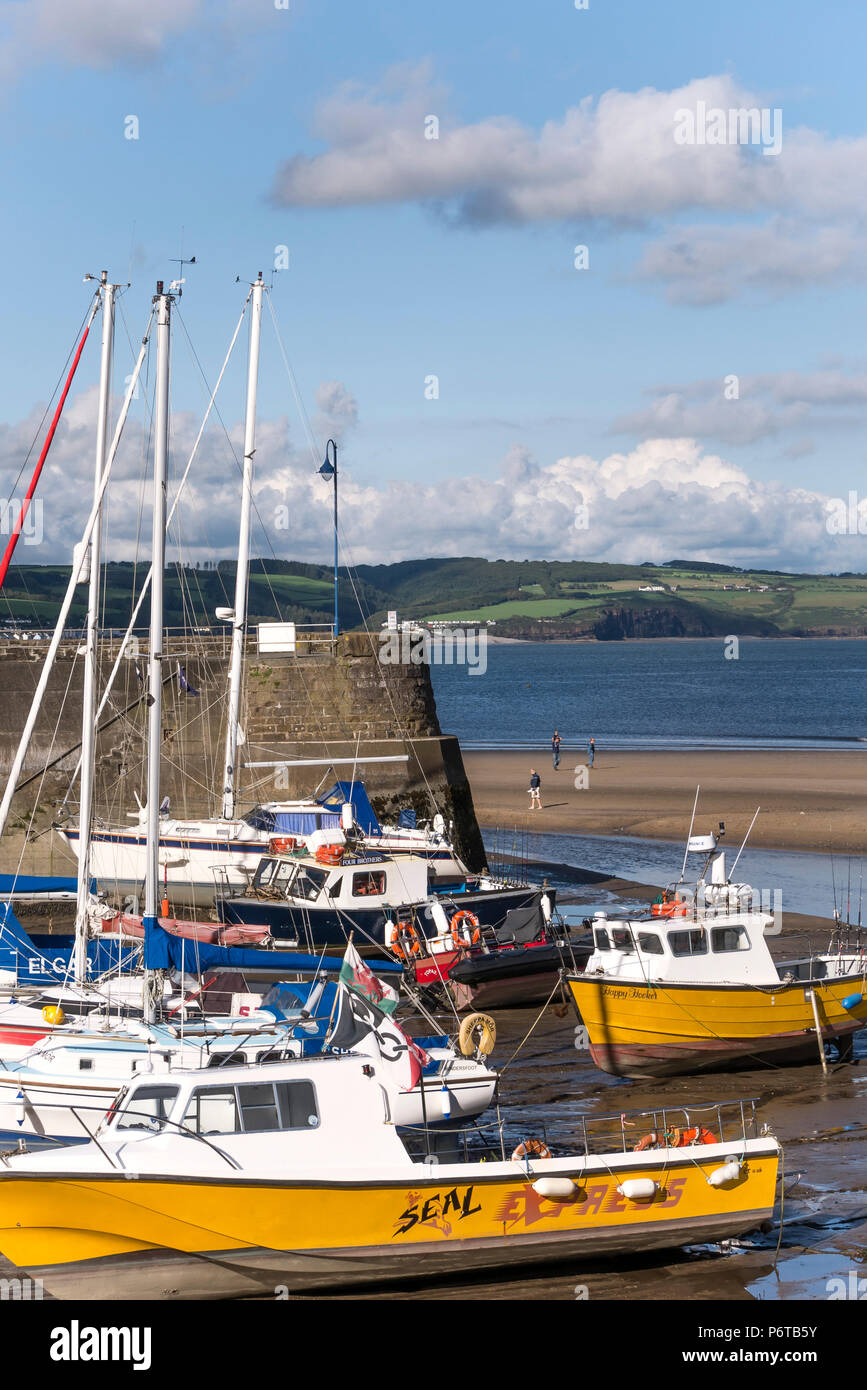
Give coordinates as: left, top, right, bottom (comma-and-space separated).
613, 368, 867, 446
270, 66, 867, 302
3, 390, 861, 574
0, 0, 268, 77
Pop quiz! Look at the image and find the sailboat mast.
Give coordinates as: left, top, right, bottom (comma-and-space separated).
221, 273, 264, 821
73, 272, 116, 984
143, 282, 171, 1019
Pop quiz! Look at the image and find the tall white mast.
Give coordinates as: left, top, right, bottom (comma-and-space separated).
73, 272, 116, 984
143, 283, 171, 1020
221, 273, 264, 820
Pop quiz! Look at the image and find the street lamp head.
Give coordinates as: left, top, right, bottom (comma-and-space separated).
318, 460, 335, 479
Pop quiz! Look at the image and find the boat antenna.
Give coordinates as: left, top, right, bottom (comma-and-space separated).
679, 785, 700, 883
830, 851, 838, 918
729, 806, 760, 880
846, 857, 852, 927
169, 254, 196, 298
858, 860, 863, 930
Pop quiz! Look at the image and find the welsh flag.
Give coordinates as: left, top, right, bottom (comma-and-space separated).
329, 982, 430, 1091
339, 940, 400, 1015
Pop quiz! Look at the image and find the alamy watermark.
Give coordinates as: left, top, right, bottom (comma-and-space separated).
825, 491, 867, 535
379, 627, 487, 676
1, 1275, 43, 1300
0, 498, 42, 546
674, 102, 783, 157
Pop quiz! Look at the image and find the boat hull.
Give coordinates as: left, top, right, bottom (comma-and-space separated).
0, 1143, 779, 1299
62, 829, 465, 908
219, 886, 554, 951
568, 973, 867, 1077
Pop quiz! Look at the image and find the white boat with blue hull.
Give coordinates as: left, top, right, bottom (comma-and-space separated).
61, 782, 469, 909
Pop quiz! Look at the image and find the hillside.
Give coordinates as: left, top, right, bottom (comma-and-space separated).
353, 558, 867, 640
4, 557, 867, 640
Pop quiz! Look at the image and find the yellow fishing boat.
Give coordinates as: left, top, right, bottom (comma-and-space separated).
0, 1054, 779, 1298
568, 831, 867, 1078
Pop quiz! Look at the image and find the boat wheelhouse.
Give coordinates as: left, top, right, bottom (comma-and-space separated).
218, 848, 554, 951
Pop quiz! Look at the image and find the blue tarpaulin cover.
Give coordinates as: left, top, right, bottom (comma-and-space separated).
0, 905, 140, 984
317, 781, 381, 836
0, 873, 96, 895
142, 919, 402, 975
397, 808, 416, 829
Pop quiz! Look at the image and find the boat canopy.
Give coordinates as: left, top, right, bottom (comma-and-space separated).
317, 782, 381, 836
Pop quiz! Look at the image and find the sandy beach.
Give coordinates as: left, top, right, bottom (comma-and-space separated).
464, 748, 867, 855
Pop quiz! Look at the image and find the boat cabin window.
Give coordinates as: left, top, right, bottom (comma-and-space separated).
294, 866, 328, 901
611, 927, 635, 952
711, 925, 749, 953
668, 928, 708, 957
353, 871, 385, 897
115, 1084, 179, 1131
182, 1080, 319, 1135
637, 931, 664, 955
593, 928, 610, 950
184, 1085, 238, 1135
253, 858, 278, 888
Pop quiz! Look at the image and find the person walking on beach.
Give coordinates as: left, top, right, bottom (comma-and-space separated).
588, 736, 595, 768
528, 768, 542, 811
551, 730, 561, 770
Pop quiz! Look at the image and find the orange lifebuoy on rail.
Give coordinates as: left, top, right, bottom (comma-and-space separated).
634, 1125, 717, 1152
511, 1138, 552, 1162
385, 919, 422, 962
450, 909, 481, 950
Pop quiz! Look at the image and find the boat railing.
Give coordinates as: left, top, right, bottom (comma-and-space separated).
577, 1097, 761, 1158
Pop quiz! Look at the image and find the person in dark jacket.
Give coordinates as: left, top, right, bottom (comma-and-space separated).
528, 768, 542, 810
552, 731, 561, 770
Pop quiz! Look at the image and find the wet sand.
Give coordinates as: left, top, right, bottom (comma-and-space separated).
465, 749, 867, 855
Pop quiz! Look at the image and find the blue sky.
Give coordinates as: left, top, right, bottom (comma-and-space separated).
2, 0, 867, 571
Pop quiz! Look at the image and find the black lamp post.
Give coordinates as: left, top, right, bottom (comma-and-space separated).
319, 439, 338, 639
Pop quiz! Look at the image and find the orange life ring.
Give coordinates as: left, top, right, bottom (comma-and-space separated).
511, 1138, 552, 1162
386, 919, 422, 963
651, 896, 688, 919
450, 909, 481, 950
269, 835, 297, 855
634, 1125, 717, 1152
315, 844, 345, 866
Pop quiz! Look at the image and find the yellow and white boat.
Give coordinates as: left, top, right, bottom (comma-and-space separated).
0, 1053, 779, 1298
568, 833, 867, 1078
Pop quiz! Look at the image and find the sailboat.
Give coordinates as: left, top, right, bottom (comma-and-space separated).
58, 272, 468, 907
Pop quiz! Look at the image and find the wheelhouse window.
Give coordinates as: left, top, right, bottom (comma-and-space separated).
115, 1084, 179, 1131
253, 858, 278, 889
183, 1086, 239, 1135
352, 871, 385, 897
611, 927, 635, 952
593, 928, 611, 950
182, 1080, 319, 1135
637, 932, 664, 955
294, 866, 328, 901
711, 925, 749, 953
668, 928, 708, 957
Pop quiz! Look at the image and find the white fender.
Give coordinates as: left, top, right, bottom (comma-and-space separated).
618, 1178, 658, 1202
532, 1177, 577, 1201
